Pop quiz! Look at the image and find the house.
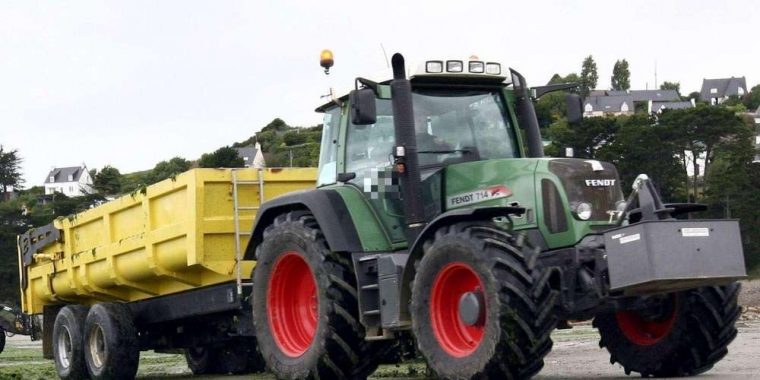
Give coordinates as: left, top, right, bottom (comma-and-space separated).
699, 77, 747, 105
583, 89, 686, 117
234, 142, 265, 168
650, 100, 695, 114
43, 164, 94, 197
583, 94, 635, 117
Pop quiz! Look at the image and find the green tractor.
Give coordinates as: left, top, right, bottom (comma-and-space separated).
245, 52, 746, 379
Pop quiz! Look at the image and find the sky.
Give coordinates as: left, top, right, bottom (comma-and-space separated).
1, 0, 757, 186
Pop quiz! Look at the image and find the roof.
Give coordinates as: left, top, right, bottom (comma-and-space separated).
44, 166, 86, 184
234, 147, 259, 166
651, 101, 694, 113
584, 95, 635, 113
700, 77, 747, 100
628, 90, 680, 102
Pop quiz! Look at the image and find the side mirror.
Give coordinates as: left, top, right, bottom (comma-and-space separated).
349, 88, 376, 125
566, 93, 583, 124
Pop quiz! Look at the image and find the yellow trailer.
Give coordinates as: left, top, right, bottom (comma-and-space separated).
15, 167, 315, 378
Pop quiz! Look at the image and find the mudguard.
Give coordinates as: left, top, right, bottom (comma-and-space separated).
244, 189, 363, 259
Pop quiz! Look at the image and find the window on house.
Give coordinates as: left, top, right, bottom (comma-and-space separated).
710, 88, 718, 94
584, 103, 593, 112
621, 103, 629, 112
49, 175, 54, 182
68, 174, 74, 181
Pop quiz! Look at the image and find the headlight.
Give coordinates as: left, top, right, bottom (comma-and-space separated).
426, 61, 443, 73
573, 202, 593, 220
468, 61, 484, 73
485, 62, 501, 75
446, 60, 463, 73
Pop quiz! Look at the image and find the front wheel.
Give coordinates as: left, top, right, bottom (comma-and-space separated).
594, 283, 741, 377
252, 211, 385, 379
411, 223, 557, 379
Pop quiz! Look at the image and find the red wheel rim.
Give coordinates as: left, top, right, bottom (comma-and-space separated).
615, 299, 677, 346
267, 252, 318, 357
430, 262, 486, 358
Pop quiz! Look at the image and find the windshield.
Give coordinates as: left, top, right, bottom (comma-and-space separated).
412, 89, 518, 166
346, 89, 518, 175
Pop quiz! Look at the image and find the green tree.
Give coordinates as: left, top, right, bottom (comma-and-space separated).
610, 59, 630, 91
547, 116, 618, 159
93, 166, 122, 196
660, 81, 681, 94
199, 146, 245, 168
742, 84, 760, 111
0, 147, 24, 194
579, 55, 598, 98
658, 105, 747, 201
148, 157, 192, 184
537, 73, 581, 128
702, 117, 759, 272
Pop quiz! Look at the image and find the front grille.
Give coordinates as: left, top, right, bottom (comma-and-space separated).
548, 159, 624, 222
542, 179, 568, 233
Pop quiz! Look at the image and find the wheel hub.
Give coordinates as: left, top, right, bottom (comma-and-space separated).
615, 297, 678, 346
267, 252, 318, 357
430, 262, 486, 358
458, 291, 484, 327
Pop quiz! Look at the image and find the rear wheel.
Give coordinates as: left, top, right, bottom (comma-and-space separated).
594, 283, 741, 377
52, 305, 89, 380
217, 340, 266, 374
83, 303, 139, 380
0, 328, 5, 355
252, 211, 385, 379
184, 345, 220, 375
411, 222, 556, 379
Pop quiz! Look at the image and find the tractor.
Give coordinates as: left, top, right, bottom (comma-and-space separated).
245, 52, 746, 379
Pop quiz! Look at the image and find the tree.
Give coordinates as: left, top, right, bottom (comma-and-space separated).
148, 157, 192, 184
0, 147, 24, 194
660, 81, 681, 94
658, 105, 747, 202
742, 84, 760, 111
93, 166, 122, 196
610, 59, 630, 91
199, 146, 245, 168
579, 55, 598, 98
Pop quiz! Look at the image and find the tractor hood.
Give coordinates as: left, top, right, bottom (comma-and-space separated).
442, 158, 624, 249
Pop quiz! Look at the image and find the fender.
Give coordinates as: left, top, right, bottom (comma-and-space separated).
397, 206, 525, 320
243, 188, 363, 259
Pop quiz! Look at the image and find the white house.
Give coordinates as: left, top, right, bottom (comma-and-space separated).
44, 164, 94, 197
699, 77, 747, 105
234, 142, 266, 168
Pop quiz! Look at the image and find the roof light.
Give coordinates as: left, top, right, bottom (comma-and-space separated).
320, 49, 334, 75
469, 61, 485, 73
426, 61, 443, 73
485, 62, 501, 75
446, 60, 463, 73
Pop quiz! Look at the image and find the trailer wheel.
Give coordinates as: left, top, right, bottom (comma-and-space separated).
184, 346, 220, 375
594, 283, 741, 377
252, 211, 384, 379
411, 222, 556, 379
52, 305, 89, 380
84, 303, 139, 380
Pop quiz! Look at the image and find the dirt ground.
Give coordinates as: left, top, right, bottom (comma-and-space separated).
2, 280, 759, 379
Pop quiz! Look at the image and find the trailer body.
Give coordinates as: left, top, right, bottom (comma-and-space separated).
16, 167, 315, 364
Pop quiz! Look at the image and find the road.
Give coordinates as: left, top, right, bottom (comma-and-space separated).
2, 319, 759, 379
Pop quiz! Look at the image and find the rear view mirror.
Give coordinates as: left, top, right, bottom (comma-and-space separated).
349, 88, 376, 125
566, 93, 583, 124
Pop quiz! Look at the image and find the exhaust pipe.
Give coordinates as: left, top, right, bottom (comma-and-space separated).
390, 53, 426, 242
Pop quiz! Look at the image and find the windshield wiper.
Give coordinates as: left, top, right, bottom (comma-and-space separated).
417, 148, 471, 154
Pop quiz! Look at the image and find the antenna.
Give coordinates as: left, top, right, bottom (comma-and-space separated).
654, 60, 658, 89
380, 43, 390, 68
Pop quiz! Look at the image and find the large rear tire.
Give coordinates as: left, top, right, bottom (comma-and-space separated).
411, 222, 556, 379
594, 283, 741, 377
83, 303, 139, 380
52, 305, 90, 380
252, 211, 385, 379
